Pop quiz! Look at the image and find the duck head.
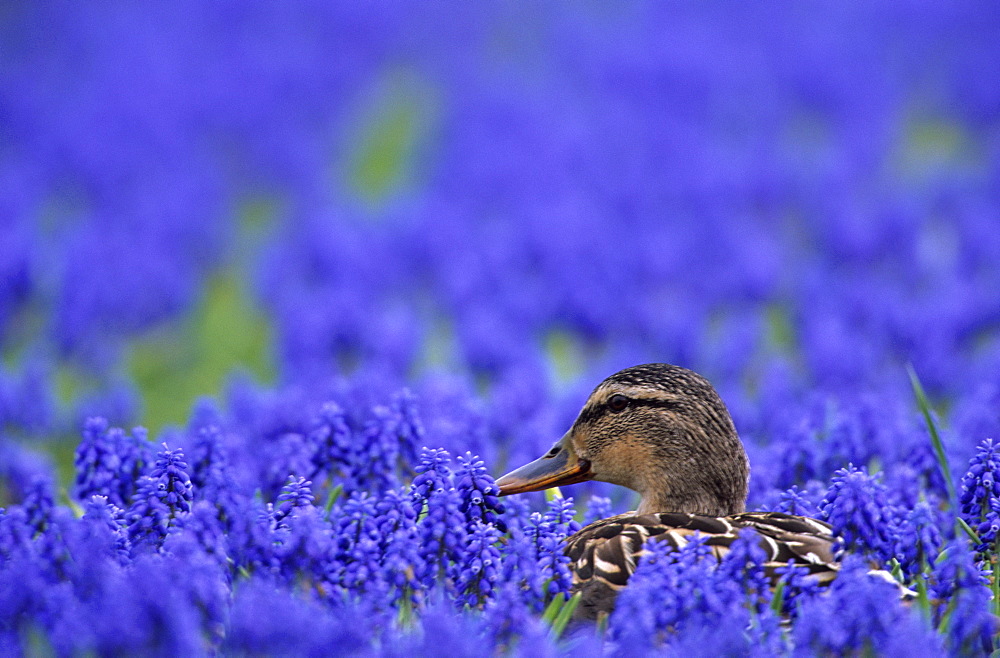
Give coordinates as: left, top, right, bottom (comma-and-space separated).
496, 363, 749, 516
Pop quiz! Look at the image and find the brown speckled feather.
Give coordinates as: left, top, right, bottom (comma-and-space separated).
565, 511, 840, 620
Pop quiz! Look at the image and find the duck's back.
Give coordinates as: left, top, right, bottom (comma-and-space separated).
565, 511, 839, 620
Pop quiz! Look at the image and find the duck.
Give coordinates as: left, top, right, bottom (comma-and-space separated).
495, 363, 839, 621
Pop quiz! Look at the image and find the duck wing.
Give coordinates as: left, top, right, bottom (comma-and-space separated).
564, 511, 839, 620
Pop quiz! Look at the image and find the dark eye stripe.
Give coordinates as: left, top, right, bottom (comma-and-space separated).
577, 397, 681, 425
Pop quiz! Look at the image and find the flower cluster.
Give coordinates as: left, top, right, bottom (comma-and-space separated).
959, 438, 1000, 555
2, 1, 1000, 655
0, 391, 998, 655
819, 465, 898, 563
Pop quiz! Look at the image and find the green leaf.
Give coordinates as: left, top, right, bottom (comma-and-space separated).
888, 558, 903, 582
396, 589, 414, 628
914, 571, 931, 623
991, 553, 1000, 620
550, 592, 581, 639
769, 578, 787, 615
955, 516, 982, 545
906, 364, 957, 508
324, 484, 344, 517
541, 593, 566, 626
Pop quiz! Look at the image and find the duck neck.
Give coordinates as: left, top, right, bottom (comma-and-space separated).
636, 489, 745, 516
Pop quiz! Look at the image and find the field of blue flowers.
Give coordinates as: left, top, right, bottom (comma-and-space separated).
2, 2, 1000, 655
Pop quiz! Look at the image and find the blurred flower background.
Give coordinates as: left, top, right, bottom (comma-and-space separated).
1, 2, 999, 655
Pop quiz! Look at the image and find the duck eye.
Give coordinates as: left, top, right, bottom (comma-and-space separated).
608, 394, 630, 412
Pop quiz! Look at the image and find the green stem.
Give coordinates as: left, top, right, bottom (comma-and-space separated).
906, 364, 957, 510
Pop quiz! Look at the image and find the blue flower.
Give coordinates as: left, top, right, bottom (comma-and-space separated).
773, 483, 823, 517
20, 476, 54, 535
274, 476, 315, 523
411, 450, 466, 589
273, 505, 334, 588
328, 492, 383, 595
73, 419, 152, 508
610, 533, 781, 654
499, 497, 579, 609
81, 495, 130, 564
928, 539, 995, 654
958, 437, 1000, 554
125, 443, 193, 550
222, 577, 374, 656
582, 495, 612, 526
894, 500, 945, 581
354, 405, 405, 493
454, 451, 506, 531
791, 555, 939, 655
411, 447, 453, 514
186, 425, 228, 494
307, 401, 353, 486
819, 464, 898, 563
163, 500, 228, 568
453, 520, 501, 608
374, 488, 423, 603
772, 561, 822, 617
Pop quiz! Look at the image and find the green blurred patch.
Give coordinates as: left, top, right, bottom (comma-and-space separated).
126, 270, 276, 434
906, 119, 964, 162
896, 117, 975, 179
53, 363, 91, 408
345, 74, 436, 207
417, 313, 459, 374
545, 330, 586, 385
765, 304, 796, 351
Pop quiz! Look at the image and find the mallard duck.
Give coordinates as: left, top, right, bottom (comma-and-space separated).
496, 363, 839, 620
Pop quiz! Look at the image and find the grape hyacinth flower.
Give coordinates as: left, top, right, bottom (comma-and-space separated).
355, 405, 406, 493
273, 504, 334, 589
791, 555, 939, 655
928, 539, 995, 654
390, 389, 425, 472
582, 495, 612, 526
959, 437, 1000, 555
819, 464, 898, 563
74, 417, 120, 503
274, 476, 315, 523
81, 495, 130, 564
186, 425, 228, 493
611, 533, 782, 654
164, 500, 227, 564
410, 447, 453, 515
773, 483, 823, 517
373, 488, 423, 607
894, 500, 945, 581
125, 444, 193, 550
307, 401, 353, 486
410, 449, 467, 590
772, 561, 823, 617
328, 492, 383, 596
20, 476, 54, 536
454, 451, 506, 531
453, 520, 501, 608
500, 496, 580, 610
74, 419, 152, 508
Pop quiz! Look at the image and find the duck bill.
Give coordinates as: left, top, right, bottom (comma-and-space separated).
496, 432, 592, 495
